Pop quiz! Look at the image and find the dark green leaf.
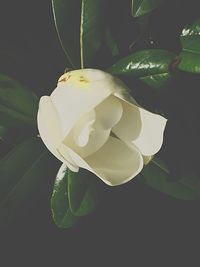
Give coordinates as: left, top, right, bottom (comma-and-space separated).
0, 138, 43, 200
51, 165, 98, 228
0, 138, 57, 223
52, 0, 104, 68
129, 14, 150, 51
80, 0, 104, 67
52, 0, 81, 68
68, 168, 98, 216
0, 74, 38, 127
108, 49, 176, 89
139, 157, 200, 200
132, 0, 164, 17
105, 29, 120, 57
179, 19, 200, 73
51, 164, 78, 228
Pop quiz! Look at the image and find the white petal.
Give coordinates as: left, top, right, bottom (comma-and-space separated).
62, 110, 111, 158
37, 96, 63, 158
133, 107, 167, 156
75, 120, 94, 147
56, 143, 79, 172
51, 69, 116, 136
112, 100, 142, 141
94, 95, 123, 130
113, 100, 167, 156
37, 96, 78, 172
75, 128, 111, 158
61, 136, 143, 186
73, 109, 96, 147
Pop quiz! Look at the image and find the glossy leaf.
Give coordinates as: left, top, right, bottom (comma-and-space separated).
80, 0, 104, 67
51, 165, 98, 228
51, 164, 78, 228
139, 157, 200, 200
132, 0, 164, 17
0, 138, 57, 223
52, 0, 81, 68
108, 49, 176, 89
52, 0, 104, 68
0, 74, 38, 127
68, 168, 98, 216
179, 19, 200, 73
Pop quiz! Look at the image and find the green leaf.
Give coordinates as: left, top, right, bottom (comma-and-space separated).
105, 29, 120, 57
129, 14, 150, 51
108, 49, 176, 89
80, 0, 104, 68
139, 157, 200, 200
51, 165, 98, 228
52, 0, 81, 68
0, 138, 57, 223
52, 0, 104, 68
68, 168, 98, 216
132, 0, 164, 17
0, 138, 43, 200
0, 74, 38, 127
51, 164, 78, 228
179, 19, 200, 73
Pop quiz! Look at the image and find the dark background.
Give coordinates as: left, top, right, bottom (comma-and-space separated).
0, 0, 200, 265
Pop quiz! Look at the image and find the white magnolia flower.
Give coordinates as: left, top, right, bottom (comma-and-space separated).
37, 69, 167, 186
